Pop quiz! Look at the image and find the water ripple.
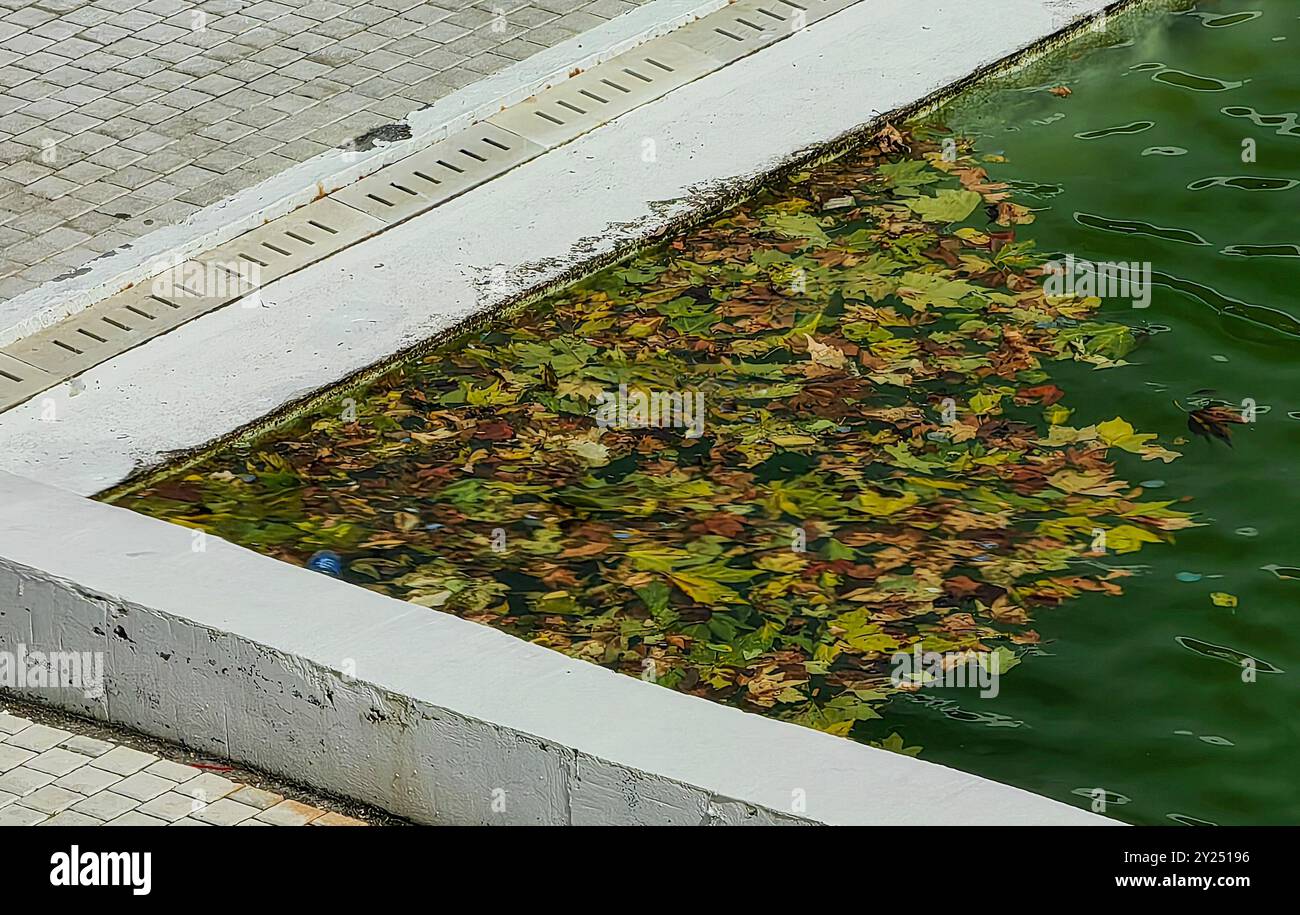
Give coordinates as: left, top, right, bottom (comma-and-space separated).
1221, 105, 1300, 136
1074, 211, 1209, 246
1074, 120, 1154, 139
1134, 63, 1248, 92
1222, 244, 1300, 258
1187, 175, 1298, 192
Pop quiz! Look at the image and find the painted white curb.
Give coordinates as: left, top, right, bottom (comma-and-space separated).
0, 471, 1113, 825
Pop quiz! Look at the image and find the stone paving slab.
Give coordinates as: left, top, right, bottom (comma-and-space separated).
0, 0, 650, 301
0, 706, 369, 825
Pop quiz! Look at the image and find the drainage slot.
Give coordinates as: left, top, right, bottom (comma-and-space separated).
778, 0, 807, 9
757, 7, 786, 21
390, 182, 418, 196
599, 78, 631, 93
0, 369, 21, 383
714, 27, 746, 41
458, 147, 486, 163
124, 305, 156, 320
285, 230, 314, 245
412, 170, 442, 185
644, 57, 674, 72
307, 220, 337, 235
103, 317, 130, 331
76, 328, 107, 343
436, 159, 465, 174
262, 241, 292, 256
366, 193, 395, 207
482, 136, 510, 151
622, 67, 653, 83
148, 295, 180, 309
238, 252, 269, 268
737, 17, 766, 30
556, 100, 586, 115
53, 339, 84, 354
578, 88, 609, 104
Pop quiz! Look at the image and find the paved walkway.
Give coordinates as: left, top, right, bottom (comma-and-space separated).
0, 706, 370, 825
0, 0, 649, 301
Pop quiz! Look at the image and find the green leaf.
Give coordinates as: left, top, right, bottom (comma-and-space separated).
906, 189, 982, 223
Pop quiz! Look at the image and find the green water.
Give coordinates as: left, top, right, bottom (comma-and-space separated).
901, 0, 1300, 825
118, 1, 1299, 825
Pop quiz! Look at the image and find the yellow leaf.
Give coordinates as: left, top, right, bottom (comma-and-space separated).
1105, 524, 1165, 554
1210, 592, 1239, 608
1048, 469, 1127, 496
769, 434, 817, 447
669, 572, 741, 605
1043, 404, 1073, 426
1097, 416, 1157, 454
855, 489, 918, 517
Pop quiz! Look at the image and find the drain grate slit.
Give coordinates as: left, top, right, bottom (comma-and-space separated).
557, 100, 586, 115
644, 57, 674, 72
76, 328, 107, 343
535, 110, 565, 125
622, 67, 653, 82
482, 137, 510, 151
458, 148, 487, 162
0, 369, 21, 383
124, 305, 155, 320
307, 220, 337, 234
53, 340, 83, 354
148, 295, 180, 309
285, 230, 314, 245
737, 17, 766, 30
412, 170, 441, 185
390, 182, 418, 196
599, 78, 631, 93
103, 317, 130, 331
262, 241, 292, 256
715, 27, 745, 40
238, 252, 268, 267
757, 8, 786, 20
578, 88, 609, 104
436, 159, 465, 173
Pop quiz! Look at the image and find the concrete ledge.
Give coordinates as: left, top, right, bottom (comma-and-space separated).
0, 471, 1112, 825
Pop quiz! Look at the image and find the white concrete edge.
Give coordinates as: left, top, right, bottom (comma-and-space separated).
0, 0, 731, 349
0, 470, 1115, 825
0, 0, 1123, 496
